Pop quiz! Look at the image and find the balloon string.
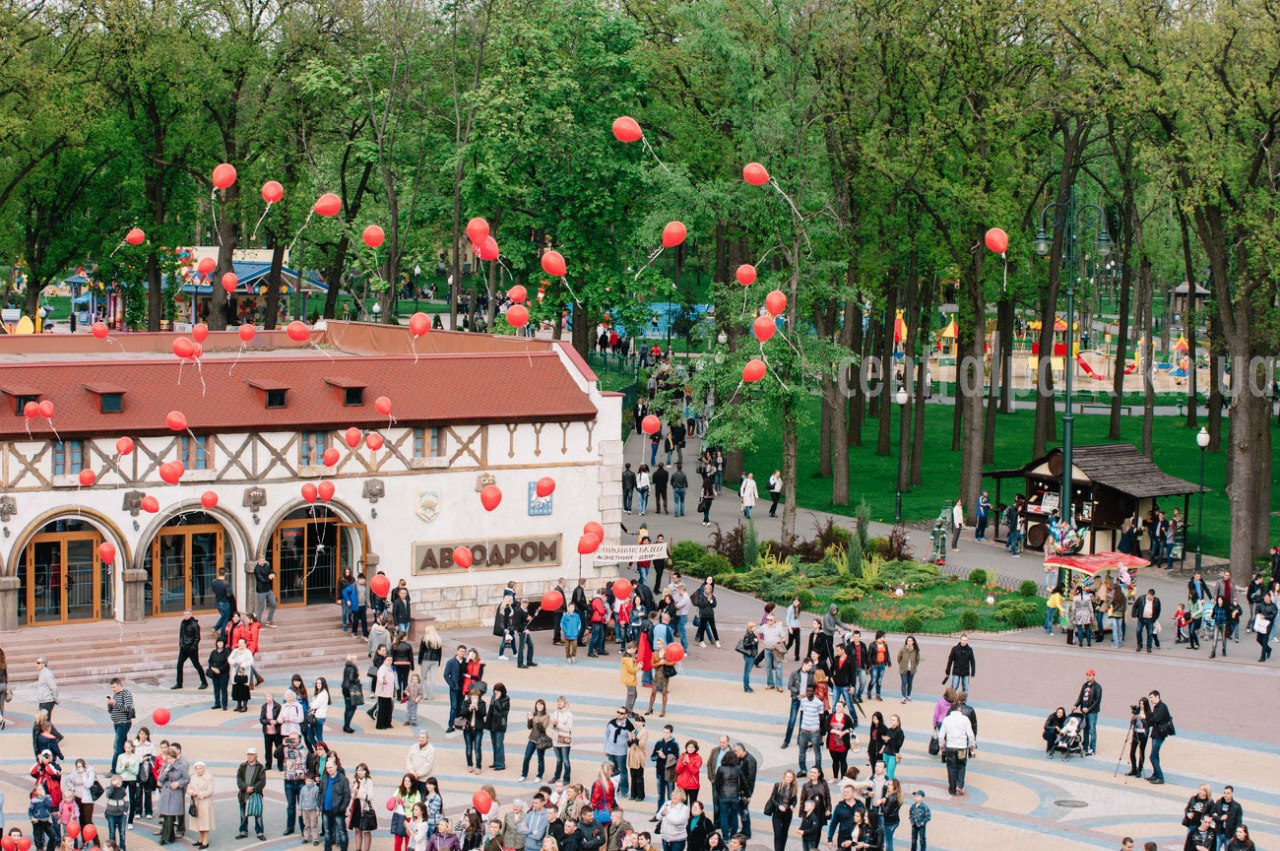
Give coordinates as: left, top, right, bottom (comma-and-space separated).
560, 275, 582, 308
194, 357, 208, 397
250, 203, 273, 242
229, 343, 245, 374
412, 336, 419, 364
769, 178, 812, 253
721, 379, 745, 409
286, 209, 315, 257
310, 340, 335, 361
1002, 253, 1008, 292
761, 351, 789, 391
24, 420, 31, 439
47, 418, 61, 442
108, 239, 126, 258
641, 135, 673, 175
210, 190, 222, 245
177, 359, 184, 386
633, 246, 664, 280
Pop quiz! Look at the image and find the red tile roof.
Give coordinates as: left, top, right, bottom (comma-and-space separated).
0, 352, 597, 439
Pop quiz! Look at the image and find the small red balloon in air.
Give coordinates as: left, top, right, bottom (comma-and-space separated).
222, 272, 239, 294
141, 495, 160, 513
505, 304, 529, 329
370, 574, 391, 598
200, 491, 219, 509
641, 415, 661, 435
465, 217, 490, 245
541, 590, 564, 611
23, 402, 38, 419
196, 257, 216, 275
301, 483, 318, 503
540, 250, 566, 277
192, 323, 209, 343
743, 162, 770, 186
261, 180, 284, 204
116, 436, 134, 455
98, 541, 116, 564
125, 227, 146, 246
239, 324, 255, 343
166, 410, 187, 431
661, 221, 687, 248
583, 521, 605, 541
612, 116, 643, 143
345, 427, 362, 448
323, 448, 340, 467
508, 285, 527, 304
211, 163, 237, 189
152, 707, 171, 725
38, 400, 55, 418
764, 289, 787, 317
743, 359, 767, 383
79, 468, 96, 487
318, 481, 335, 502
735, 264, 757, 286
286, 320, 309, 342
612, 577, 633, 598
365, 433, 384, 451
362, 225, 385, 248
472, 790, 493, 813
92, 321, 109, 339
477, 235, 499, 261
578, 533, 601, 556
480, 484, 502, 512
374, 396, 392, 415
753, 315, 777, 343
536, 477, 555, 498
452, 546, 474, 569
81, 826, 97, 843
664, 644, 685, 663
159, 461, 184, 484
985, 227, 1009, 254
172, 337, 195, 359
409, 312, 430, 337
313, 193, 342, 217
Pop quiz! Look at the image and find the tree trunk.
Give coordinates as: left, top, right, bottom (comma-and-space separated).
1176, 209, 1198, 428
848, 301, 865, 447
876, 287, 898, 456
571, 300, 590, 356
831, 297, 855, 505
958, 238, 987, 523
1137, 255, 1155, 457
264, 242, 285, 330
997, 297, 1014, 412
209, 181, 239, 330
145, 252, 163, 332
1208, 307, 1223, 453
1109, 234, 1134, 438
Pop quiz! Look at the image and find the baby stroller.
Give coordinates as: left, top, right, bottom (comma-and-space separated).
1049, 712, 1086, 759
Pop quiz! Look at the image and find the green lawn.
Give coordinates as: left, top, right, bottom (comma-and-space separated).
741, 400, 1280, 559
807, 577, 1045, 634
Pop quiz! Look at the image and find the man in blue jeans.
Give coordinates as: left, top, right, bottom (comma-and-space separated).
1145, 690, 1173, 784
795, 687, 824, 771
443, 645, 467, 731
212, 568, 233, 636
602, 708, 635, 796
1132, 589, 1162, 654
1071, 669, 1102, 757
107, 678, 134, 770
320, 758, 350, 850
651, 725, 679, 816
782, 660, 814, 748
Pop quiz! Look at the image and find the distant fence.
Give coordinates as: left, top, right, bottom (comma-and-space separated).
936, 560, 1022, 591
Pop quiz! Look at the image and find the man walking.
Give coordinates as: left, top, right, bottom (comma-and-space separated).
513, 596, 537, 668
251, 551, 277, 628
320, 758, 351, 851
652, 462, 670, 514
1071, 669, 1102, 757
1214, 786, 1244, 850
732, 742, 757, 840
651, 725, 679, 815
107, 677, 135, 769
35, 657, 58, 720
622, 463, 637, 515
236, 747, 268, 840
944, 635, 976, 692
443, 645, 467, 732
671, 465, 688, 517
796, 686, 824, 772
1145, 690, 1173, 784
938, 701, 976, 797
782, 660, 813, 749
212, 569, 233, 638
1132, 589, 1162, 654
173, 609, 209, 691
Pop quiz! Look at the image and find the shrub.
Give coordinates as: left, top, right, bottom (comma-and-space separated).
879, 560, 945, 592
839, 605, 861, 624
886, 524, 914, 562
847, 534, 864, 580
901, 615, 923, 634
708, 523, 747, 568
795, 589, 817, 610
934, 594, 965, 609
867, 537, 891, 559
692, 553, 734, 580
968, 569, 989, 586
743, 521, 760, 572
910, 605, 947, 622
832, 587, 865, 603
856, 497, 872, 550
994, 599, 1040, 628
1018, 579, 1038, 598
811, 516, 852, 551
671, 540, 706, 570
959, 609, 980, 631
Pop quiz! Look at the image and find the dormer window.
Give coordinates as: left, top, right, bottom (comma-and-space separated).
14, 394, 37, 416
266, 389, 287, 409
324, 376, 367, 407
345, 387, 364, 406
246, 378, 290, 409
100, 393, 123, 413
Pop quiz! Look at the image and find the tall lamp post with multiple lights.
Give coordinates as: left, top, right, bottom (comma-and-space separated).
1034, 187, 1111, 528
1195, 426, 1209, 573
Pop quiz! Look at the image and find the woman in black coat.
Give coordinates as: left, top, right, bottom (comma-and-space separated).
1042, 707, 1066, 754
487, 683, 511, 771
341, 657, 362, 733
206, 639, 232, 711
767, 769, 799, 851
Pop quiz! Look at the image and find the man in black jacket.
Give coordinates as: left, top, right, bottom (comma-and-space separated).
652, 463, 670, 514
731, 743, 757, 840
552, 578, 567, 645
443, 645, 467, 731
1070, 669, 1102, 756
236, 747, 268, 840
1132, 589, 1162, 653
212, 569, 233, 638
572, 581, 590, 647
1214, 786, 1244, 847
320, 758, 351, 851
251, 551, 277, 628
173, 609, 209, 691
1185, 815, 1216, 851
513, 597, 537, 669
1145, 690, 1173, 784
622, 463, 637, 515
944, 635, 976, 692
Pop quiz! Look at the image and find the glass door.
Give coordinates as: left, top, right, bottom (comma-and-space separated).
149, 525, 225, 615
65, 539, 98, 622
21, 529, 103, 624
270, 516, 352, 605
190, 530, 220, 611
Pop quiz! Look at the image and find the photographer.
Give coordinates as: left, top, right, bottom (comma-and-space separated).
1145, 690, 1174, 784
1125, 698, 1150, 777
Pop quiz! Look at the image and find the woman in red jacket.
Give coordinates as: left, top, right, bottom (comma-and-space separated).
675, 740, 703, 803
589, 760, 616, 822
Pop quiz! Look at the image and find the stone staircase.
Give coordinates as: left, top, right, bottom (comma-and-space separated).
3, 605, 362, 688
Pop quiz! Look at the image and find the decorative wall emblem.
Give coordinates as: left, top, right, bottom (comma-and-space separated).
527, 482, 553, 517
415, 489, 441, 523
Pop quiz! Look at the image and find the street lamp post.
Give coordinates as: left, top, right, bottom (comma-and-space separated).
1035, 186, 1111, 530
895, 386, 908, 522
1195, 426, 1209, 573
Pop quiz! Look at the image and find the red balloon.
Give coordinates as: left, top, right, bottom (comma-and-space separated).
98, 541, 116, 564
166, 410, 187, 431
301, 483, 318, 503
480, 484, 502, 512
477, 235, 499, 261
286, 320, 309, 342
365, 433, 384, 451
370, 574, 391, 598
613, 577, 633, 598
472, 790, 493, 813
80, 826, 98, 843
753, 315, 777, 343
465, 217, 490, 244
2, 836, 16, 851
172, 337, 195, 359
65, 825, 81, 841
78, 468, 96, 487
536, 477, 555, 498
374, 396, 392, 415
662, 221, 687, 248
641, 414, 661, 435
743, 162, 770, 186
222, 272, 239, 294
505, 304, 529, 328
159, 461, 184, 484
211, 163, 237, 189
239, 324, 256, 343
735, 264, 757, 286
318, 480, 336, 502
764, 289, 787, 317
985, 227, 1009, 254
323, 448, 340, 467
125, 227, 146, 246
141, 495, 160, 513
583, 521, 605, 541
345, 427, 362, 448
192, 323, 209, 343
508, 285, 527, 304
313, 193, 342, 217
452, 546, 474, 569
743, 359, 767, 383
409, 312, 430, 337
152, 707, 170, 725
261, 180, 284, 204
540, 250, 566, 277
23, 401, 38, 419
664, 643, 685, 663
92, 321, 109, 339
612, 116, 643, 143
200, 490, 219, 509
15, 840, 30, 851
196, 257, 216, 275
38, 400, 55, 418
116, 436, 134, 455
541, 590, 564, 611
362, 225, 385, 248
578, 533, 601, 555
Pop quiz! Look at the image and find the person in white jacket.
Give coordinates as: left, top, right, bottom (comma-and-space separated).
739, 473, 759, 519
950, 499, 965, 551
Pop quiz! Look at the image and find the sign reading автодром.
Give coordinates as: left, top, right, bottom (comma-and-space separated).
591, 542, 670, 564
413, 536, 562, 572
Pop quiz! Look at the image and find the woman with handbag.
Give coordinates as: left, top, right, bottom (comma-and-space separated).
72, 758, 100, 830
735, 623, 760, 693
206, 639, 231, 712
550, 695, 575, 784
390, 774, 421, 851
375, 658, 397, 730
228, 639, 255, 712
590, 760, 617, 827
826, 701, 856, 780
349, 763, 377, 851
627, 715, 649, 801
461, 688, 488, 774
520, 699, 551, 782
766, 769, 798, 851
189, 761, 215, 849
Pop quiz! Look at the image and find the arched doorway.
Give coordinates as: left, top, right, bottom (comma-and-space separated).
143, 511, 231, 616
265, 506, 365, 606
17, 518, 109, 624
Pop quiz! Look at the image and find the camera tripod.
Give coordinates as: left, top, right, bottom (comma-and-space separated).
1113, 713, 1140, 779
